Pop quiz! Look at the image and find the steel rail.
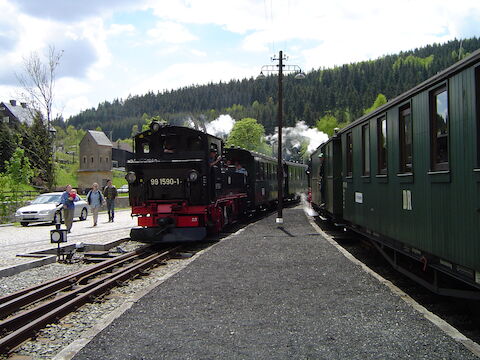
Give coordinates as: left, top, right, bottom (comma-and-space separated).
0, 247, 148, 318
0, 247, 179, 354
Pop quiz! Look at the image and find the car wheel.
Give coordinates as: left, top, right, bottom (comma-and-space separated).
20, 222, 29, 227
52, 211, 63, 225
79, 208, 88, 221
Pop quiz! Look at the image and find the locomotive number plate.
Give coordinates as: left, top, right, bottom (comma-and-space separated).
150, 178, 181, 186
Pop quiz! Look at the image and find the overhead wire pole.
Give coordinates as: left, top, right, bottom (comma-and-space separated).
256, 51, 305, 225
276, 51, 284, 224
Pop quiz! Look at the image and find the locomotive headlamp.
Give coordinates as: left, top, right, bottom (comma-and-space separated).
125, 171, 137, 183
187, 170, 199, 182
150, 121, 161, 132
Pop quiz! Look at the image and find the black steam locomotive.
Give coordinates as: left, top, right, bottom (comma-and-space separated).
125, 122, 308, 242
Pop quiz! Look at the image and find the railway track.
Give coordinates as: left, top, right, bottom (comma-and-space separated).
0, 245, 181, 354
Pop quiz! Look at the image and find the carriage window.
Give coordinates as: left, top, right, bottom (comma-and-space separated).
430, 86, 449, 171
399, 104, 412, 173
476, 67, 480, 167
346, 132, 353, 177
258, 162, 265, 180
362, 124, 370, 176
326, 145, 332, 177
377, 116, 387, 175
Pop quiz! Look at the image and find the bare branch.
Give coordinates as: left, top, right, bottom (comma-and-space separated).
15, 45, 64, 124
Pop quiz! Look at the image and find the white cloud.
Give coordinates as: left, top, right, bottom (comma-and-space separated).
190, 49, 207, 57
147, 21, 197, 44
128, 61, 257, 96
145, 0, 265, 34
1, 0, 480, 120
107, 24, 136, 37
61, 96, 91, 119
12, 0, 143, 22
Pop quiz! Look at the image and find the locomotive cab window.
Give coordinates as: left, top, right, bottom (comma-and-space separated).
399, 104, 413, 173
161, 135, 177, 153
377, 116, 387, 175
430, 85, 449, 171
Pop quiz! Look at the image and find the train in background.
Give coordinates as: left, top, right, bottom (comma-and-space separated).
311, 48, 480, 299
125, 123, 308, 243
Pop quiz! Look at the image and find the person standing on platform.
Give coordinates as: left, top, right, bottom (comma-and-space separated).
103, 179, 118, 222
60, 184, 79, 233
87, 182, 105, 226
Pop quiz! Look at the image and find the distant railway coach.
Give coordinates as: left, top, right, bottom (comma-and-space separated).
126, 123, 308, 243
311, 49, 480, 298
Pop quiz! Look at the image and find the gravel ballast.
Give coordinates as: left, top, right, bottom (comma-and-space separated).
71, 207, 479, 360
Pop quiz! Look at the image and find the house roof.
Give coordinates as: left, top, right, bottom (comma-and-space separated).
1, 101, 34, 126
87, 130, 112, 147
112, 141, 133, 152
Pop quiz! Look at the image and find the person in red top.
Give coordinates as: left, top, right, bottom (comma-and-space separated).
60, 185, 79, 233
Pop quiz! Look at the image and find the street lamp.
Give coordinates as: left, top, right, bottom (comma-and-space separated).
257, 50, 305, 225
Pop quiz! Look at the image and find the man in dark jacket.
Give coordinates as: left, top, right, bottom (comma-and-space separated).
103, 179, 118, 222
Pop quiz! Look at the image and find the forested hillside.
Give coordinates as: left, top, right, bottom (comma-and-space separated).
66, 38, 480, 140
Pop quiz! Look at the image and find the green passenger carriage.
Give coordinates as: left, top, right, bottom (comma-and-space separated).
311, 49, 480, 298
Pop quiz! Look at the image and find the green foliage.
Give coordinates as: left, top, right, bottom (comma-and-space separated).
54, 161, 78, 188
364, 94, 387, 115
451, 48, 470, 61
65, 38, 480, 139
393, 55, 434, 71
54, 125, 85, 153
131, 124, 139, 137
20, 114, 55, 189
5, 147, 34, 185
0, 123, 16, 172
112, 169, 127, 189
141, 114, 167, 132
226, 118, 266, 152
256, 141, 273, 156
316, 114, 339, 137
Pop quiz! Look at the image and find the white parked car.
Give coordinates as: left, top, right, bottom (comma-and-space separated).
15, 192, 89, 227
117, 184, 129, 193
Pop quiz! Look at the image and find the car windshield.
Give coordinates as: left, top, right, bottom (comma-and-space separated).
31, 194, 62, 204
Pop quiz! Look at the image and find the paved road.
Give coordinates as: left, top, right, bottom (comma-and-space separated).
0, 209, 136, 267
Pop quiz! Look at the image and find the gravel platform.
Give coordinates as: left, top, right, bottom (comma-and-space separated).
73, 207, 478, 360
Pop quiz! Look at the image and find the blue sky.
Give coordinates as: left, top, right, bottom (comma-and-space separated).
0, 0, 479, 119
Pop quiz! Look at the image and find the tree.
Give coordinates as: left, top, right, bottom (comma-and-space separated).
316, 113, 338, 137
16, 45, 63, 126
15, 45, 63, 189
4, 147, 34, 185
226, 118, 265, 151
0, 123, 16, 172
21, 114, 55, 189
364, 94, 387, 115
